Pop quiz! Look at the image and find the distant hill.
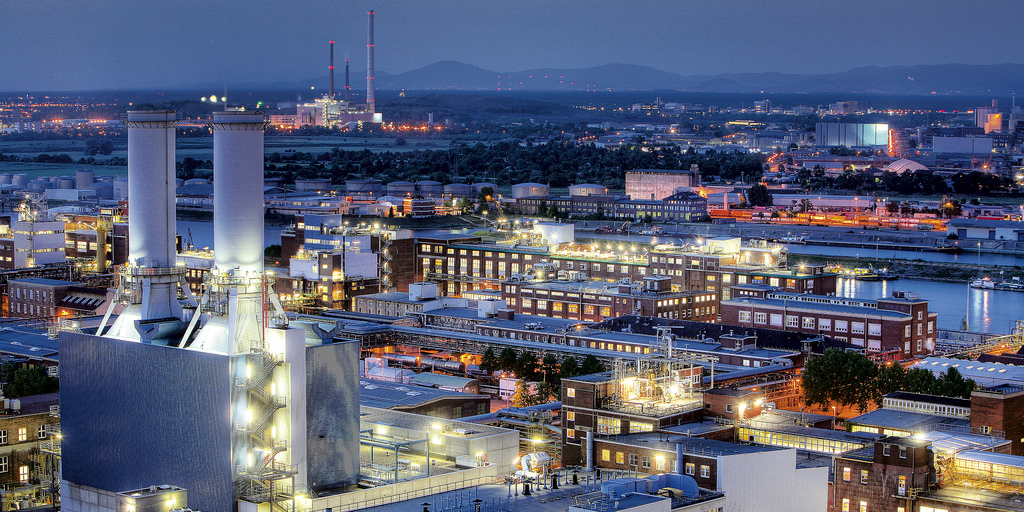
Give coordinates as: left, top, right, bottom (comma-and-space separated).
311, 61, 1024, 95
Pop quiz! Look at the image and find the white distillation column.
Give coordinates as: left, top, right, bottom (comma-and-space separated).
105, 110, 185, 340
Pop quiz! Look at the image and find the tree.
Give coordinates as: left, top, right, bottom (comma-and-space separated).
580, 354, 605, 376
477, 186, 495, 204
498, 347, 518, 373
511, 379, 532, 408
3, 365, 59, 398
934, 367, 975, 398
480, 347, 498, 374
541, 354, 560, 385
534, 381, 557, 405
546, 205, 560, 219
902, 367, 938, 394
560, 356, 579, 379
746, 183, 774, 207
802, 348, 878, 414
874, 361, 906, 406
515, 351, 539, 381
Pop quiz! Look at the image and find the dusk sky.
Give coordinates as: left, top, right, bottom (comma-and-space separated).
2, 0, 1022, 91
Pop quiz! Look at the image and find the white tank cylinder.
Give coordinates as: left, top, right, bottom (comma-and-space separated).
125, 111, 179, 268
211, 111, 266, 275
76, 169, 95, 188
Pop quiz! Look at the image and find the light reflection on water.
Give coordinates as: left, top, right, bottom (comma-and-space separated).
836, 278, 1021, 334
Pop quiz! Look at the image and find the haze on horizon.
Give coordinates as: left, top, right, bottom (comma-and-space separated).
2, 0, 1021, 92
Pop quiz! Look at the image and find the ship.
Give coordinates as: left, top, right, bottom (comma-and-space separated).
970, 276, 1024, 292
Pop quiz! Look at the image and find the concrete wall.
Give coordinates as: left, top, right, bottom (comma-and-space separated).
306, 339, 361, 491
59, 333, 234, 512
311, 464, 501, 512
717, 448, 828, 512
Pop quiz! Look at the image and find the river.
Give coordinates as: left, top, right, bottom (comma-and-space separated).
178, 221, 1023, 335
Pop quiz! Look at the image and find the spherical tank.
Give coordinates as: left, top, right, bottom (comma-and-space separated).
211, 111, 266, 275
125, 110, 179, 268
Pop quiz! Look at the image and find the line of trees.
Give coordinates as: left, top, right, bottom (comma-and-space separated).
802, 348, 975, 415
479, 347, 606, 407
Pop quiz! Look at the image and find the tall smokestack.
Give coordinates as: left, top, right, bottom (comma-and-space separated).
211, 111, 267, 275
366, 10, 375, 113
121, 110, 183, 324
329, 41, 335, 99
345, 59, 351, 101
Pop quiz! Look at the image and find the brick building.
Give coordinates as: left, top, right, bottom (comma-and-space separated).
501, 274, 718, 323
970, 384, 1024, 455
8, 278, 80, 319
833, 437, 933, 512
0, 393, 60, 505
721, 288, 935, 359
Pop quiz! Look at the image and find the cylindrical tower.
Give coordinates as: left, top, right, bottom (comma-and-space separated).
345, 59, 351, 101
211, 111, 267, 276
366, 10, 375, 113
125, 110, 179, 269
329, 41, 335, 99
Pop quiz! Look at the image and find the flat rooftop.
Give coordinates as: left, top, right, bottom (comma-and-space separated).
846, 408, 969, 434
604, 432, 784, 456
722, 297, 912, 319
359, 379, 483, 409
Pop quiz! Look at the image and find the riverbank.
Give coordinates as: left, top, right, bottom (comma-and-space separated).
790, 253, 1024, 282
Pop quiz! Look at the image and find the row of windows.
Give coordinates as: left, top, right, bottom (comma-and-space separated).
0, 426, 46, 444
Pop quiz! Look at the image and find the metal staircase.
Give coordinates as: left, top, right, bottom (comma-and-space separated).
236, 349, 296, 512
380, 231, 393, 291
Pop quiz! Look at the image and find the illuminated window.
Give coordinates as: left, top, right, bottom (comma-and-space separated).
601, 449, 610, 462
566, 411, 575, 421
859, 501, 867, 512
860, 469, 869, 484
841, 499, 849, 512
738, 311, 751, 323
0, 430, 6, 444
685, 463, 695, 475
18, 465, 27, 483
700, 465, 709, 478
0, 456, 6, 473
566, 429, 575, 439
655, 457, 665, 471
17, 428, 26, 443
566, 388, 575, 398
842, 467, 851, 482
616, 452, 624, 464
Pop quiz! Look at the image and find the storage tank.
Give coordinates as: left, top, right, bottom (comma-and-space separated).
184, 178, 210, 186
211, 110, 266, 275
345, 178, 383, 198
569, 183, 608, 197
175, 178, 185, 188
295, 178, 332, 193
76, 169, 95, 188
0, 174, 12, 185
415, 180, 443, 198
28, 179, 55, 191
57, 176, 76, 189
87, 181, 114, 199
386, 181, 416, 197
443, 183, 474, 199
12, 174, 29, 188
472, 182, 498, 195
48, 176, 62, 184
112, 177, 129, 200
511, 182, 549, 199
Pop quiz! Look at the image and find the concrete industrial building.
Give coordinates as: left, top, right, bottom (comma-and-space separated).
59, 111, 361, 512
815, 123, 889, 147
624, 165, 701, 201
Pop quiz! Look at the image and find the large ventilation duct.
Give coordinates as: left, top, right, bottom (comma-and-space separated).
211, 111, 267, 276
